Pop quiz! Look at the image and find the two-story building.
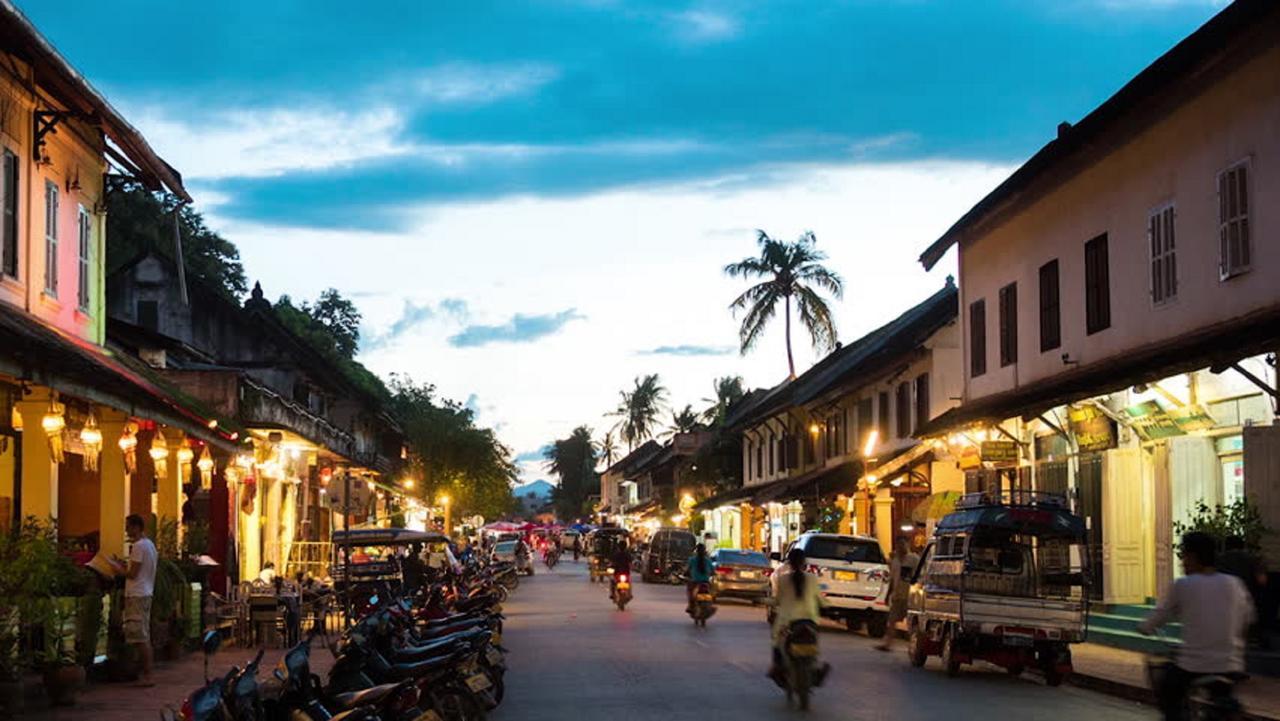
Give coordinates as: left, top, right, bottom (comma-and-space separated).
712, 282, 963, 554
915, 0, 1279, 623
0, 3, 235, 559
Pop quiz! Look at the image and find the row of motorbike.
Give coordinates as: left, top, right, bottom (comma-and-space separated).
163, 559, 522, 721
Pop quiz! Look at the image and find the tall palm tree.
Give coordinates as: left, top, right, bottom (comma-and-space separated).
544, 426, 598, 520
611, 374, 668, 450
701, 375, 746, 426
599, 431, 618, 469
725, 230, 844, 378
665, 405, 702, 437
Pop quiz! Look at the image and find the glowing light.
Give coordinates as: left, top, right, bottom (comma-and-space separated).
890, 477, 904, 487
900, 524, 914, 532
197, 455, 214, 473
177, 446, 195, 464
79, 418, 102, 447
118, 433, 137, 453
41, 408, 65, 434
438, 494, 451, 506
366, 480, 376, 491
863, 430, 879, 457
235, 453, 254, 469
403, 479, 416, 490
207, 419, 219, 429
149, 432, 170, 462
809, 423, 821, 435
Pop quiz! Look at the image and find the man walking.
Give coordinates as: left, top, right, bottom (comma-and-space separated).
112, 514, 158, 687
876, 537, 918, 651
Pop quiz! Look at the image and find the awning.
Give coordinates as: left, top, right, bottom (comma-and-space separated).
911, 491, 963, 524
755, 461, 863, 505
332, 528, 447, 547
864, 443, 933, 486
693, 484, 758, 511
623, 498, 661, 516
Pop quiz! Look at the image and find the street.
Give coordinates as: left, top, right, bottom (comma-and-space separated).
493, 560, 1152, 721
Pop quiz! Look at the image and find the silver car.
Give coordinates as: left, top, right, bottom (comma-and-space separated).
710, 549, 771, 602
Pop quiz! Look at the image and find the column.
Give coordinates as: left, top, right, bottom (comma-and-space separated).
17, 395, 56, 521
853, 489, 870, 536
240, 477, 262, 580
156, 429, 184, 533
873, 490, 895, 555
837, 494, 853, 535
98, 411, 130, 558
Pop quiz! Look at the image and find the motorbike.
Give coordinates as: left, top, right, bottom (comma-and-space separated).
688, 582, 716, 627
778, 620, 822, 711
544, 546, 560, 570
1146, 635, 1245, 721
609, 568, 632, 611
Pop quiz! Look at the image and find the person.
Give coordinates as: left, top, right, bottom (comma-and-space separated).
609, 539, 632, 598
402, 542, 426, 594
877, 537, 919, 651
1139, 531, 1255, 721
258, 561, 277, 584
572, 533, 582, 562
686, 543, 715, 611
769, 547, 828, 685
110, 514, 158, 687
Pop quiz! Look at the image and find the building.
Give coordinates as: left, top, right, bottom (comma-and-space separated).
0, 2, 232, 559
708, 282, 962, 554
915, 0, 1279, 622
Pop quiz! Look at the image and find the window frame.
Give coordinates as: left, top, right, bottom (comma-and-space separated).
0, 149, 17, 280
895, 381, 911, 439
77, 205, 91, 312
1148, 202, 1177, 305
43, 180, 58, 296
1217, 160, 1252, 281
969, 298, 987, 377
998, 282, 1018, 367
1084, 233, 1111, 336
1038, 259, 1061, 352
914, 373, 930, 430
877, 391, 890, 441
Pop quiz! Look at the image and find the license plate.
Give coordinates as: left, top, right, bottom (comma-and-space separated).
833, 570, 858, 582
1004, 635, 1033, 647
491, 632, 502, 646
789, 643, 819, 657
486, 647, 503, 666
695, 594, 714, 602
465, 673, 492, 693
414, 711, 444, 721
739, 571, 757, 579
617, 582, 630, 590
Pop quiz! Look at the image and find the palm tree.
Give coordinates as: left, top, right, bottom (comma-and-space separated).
611, 374, 668, 450
665, 405, 702, 437
701, 375, 746, 426
544, 426, 598, 520
599, 431, 618, 469
725, 230, 844, 377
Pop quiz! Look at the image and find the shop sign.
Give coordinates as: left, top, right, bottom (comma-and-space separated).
980, 439, 1019, 464
1170, 404, 1216, 432
957, 444, 981, 470
1124, 400, 1185, 440
1068, 405, 1117, 453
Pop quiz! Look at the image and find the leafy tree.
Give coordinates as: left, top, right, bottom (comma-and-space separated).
611, 374, 668, 450
544, 426, 599, 521
274, 293, 386, 402
599, 431, 618, 469
725, 230, 844, 377
106, 182, 247, 299
666, 404, 702, 437
306, 289, 361, 359
388, 376, 517, 521
701, 376, 746, 425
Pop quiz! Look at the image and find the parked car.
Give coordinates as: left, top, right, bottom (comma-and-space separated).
773, 532, 890, 635
641, 528, 696, 583
492, 539, 535, 575
558, 530, 581, 552
710, 548, 771, 603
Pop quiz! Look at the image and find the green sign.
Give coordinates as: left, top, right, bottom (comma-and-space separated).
1170, 404, 1216, 432
1124, 400, 1185, 440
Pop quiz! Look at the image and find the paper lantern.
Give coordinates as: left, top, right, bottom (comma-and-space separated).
79, 413, 103, 471
150, 430, 169, 480
42, 399, 65, 464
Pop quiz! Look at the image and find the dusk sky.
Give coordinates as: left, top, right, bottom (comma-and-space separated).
25, 0, 1227, 483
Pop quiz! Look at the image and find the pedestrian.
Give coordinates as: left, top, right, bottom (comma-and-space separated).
401, 541, 426, 595
876, 537, 918, 651
572, 534, 581, 562
111, 514, 158, 687
1139, 531, 1254, 721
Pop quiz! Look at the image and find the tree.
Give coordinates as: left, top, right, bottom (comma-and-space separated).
304, 288, 361, 359
666, 405, 702, 437
389, 376, 517, 521
544, 426, 599, 520
611, 374, 668, 450
725, 230, 844, 377
106, 182, 247, 299
701, 376, 746, 426
599, 431, 618, 469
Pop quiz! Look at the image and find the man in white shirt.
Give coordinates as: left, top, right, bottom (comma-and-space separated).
1139, 531, 1254, 720
111, 514, 158, 687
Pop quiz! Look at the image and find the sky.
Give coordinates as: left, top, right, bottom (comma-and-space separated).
23, 0, 1227, 483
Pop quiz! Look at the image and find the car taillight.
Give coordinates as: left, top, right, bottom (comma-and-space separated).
180, 698, 194, 721
763, 568, 774, 577
806, 564, 823, 576
867, 569, 889, 583
715, 566, 734, 575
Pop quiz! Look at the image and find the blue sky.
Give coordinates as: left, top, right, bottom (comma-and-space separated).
24, 0, 1227, 483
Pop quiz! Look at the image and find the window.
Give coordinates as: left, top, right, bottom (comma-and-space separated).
137, 300, 158, 332
1, 150, 16, 279
1085, 234, 1111, 334
1039, 260, 1060, 352
44, 181, 58, 295
756, 441, 764, 479
969, 299, 987, 377
877, 392, 890, 441
746, 441, 753, 480
998, 282, 1017, 366
77, 207, 91, 311
768, 433, 775, 475
895, 382, 911, 438
1149, 204, 1177, 304
915, 373, 930, 429
857, 397, 873, 448
1218, 162, 1251, 279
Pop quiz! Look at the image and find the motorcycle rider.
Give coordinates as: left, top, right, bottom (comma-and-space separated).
1138, 531, 1254, 721
686, 543, 715, 612
769, 547, 829, 686
610, 538, 633, 600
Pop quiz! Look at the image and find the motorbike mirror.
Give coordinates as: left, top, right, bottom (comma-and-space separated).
202, 630, 222, 656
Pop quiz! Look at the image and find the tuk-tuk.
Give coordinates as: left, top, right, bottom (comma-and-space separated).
586, 527, 631, 583
330, 527, 448, 590
905, 492, 1089, 686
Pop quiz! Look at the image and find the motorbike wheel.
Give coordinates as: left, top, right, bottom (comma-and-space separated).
907, 627, 928, 668
435, 690, 485, 721
941, 631, 962, 678
789, 661, 811, 711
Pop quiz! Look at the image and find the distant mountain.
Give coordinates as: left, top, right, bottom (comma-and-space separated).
513, 479, 554, 500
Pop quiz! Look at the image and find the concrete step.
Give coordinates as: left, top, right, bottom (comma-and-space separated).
1088, 611, 1181, 635
1086, 626, 1173, 654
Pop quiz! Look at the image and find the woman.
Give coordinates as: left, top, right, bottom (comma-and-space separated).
686, 543, 715, 611
769, 547, 827, 683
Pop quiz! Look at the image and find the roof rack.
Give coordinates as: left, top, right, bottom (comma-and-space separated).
955, 490, 1067, 511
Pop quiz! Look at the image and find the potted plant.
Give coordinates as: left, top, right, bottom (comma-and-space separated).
0, 517, 70, 714
37, 596, 84, 706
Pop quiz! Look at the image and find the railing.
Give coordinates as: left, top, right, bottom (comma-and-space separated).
286, 541, 332, 578
956, 490, 1067, 510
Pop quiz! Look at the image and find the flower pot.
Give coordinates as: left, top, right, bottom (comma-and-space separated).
0, 678, 24, 715
41, 665, 85, 706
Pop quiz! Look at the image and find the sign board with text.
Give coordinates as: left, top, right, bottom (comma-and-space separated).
1068, 405, 1117, 453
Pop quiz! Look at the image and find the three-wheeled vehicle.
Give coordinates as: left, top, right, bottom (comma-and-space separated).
905, 492, 1089, 686
330, 527, 448, 591
586, 527, 631, 583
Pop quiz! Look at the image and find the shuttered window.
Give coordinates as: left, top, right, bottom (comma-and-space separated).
77, 207, 92, 311
1218, 162, 1251, 280
1084, 234, 1110, 335
1039, 260, 1060, 352
915, 373, 930, 430
969, 299, 987, 377
895, 382, 911, 439
998, 282, 1017, 366
1149, 204, 1177, 304
877, 392, 890, 440
44, 181, 58, 295
857, 397, 873, 449
1, 150, 16, 279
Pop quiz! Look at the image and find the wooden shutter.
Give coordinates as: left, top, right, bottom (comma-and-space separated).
998, 282, 1017, 366
878, 392, 890, 440
1085, 234, 1110, 335
1218, 164, 1251, 279
915, 374, 930, 429
1038, 260, 1060, 352
1, 151, 16, 278
969, 299, 987, 377
1149, 206, 1177, 304
896, 383, 910, 438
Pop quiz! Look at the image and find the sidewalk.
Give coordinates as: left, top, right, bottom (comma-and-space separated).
20, 643, 335, 721
1069, 642, 1280, 721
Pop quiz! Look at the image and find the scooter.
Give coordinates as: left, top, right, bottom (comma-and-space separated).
688, 582, 716, 627
609, 569, 632, 611
779, 620, 822, 711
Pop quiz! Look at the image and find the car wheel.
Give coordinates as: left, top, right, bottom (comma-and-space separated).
865, 613, 888, 639
941, 630, 961, 678
845, 617, 859, 633
907, 625, 928, 668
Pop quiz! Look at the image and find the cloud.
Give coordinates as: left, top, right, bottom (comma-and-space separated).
413, 62, 559, 105
671, 10, 740, 42
637, 344, 734, 357
448, 309, 585, 348
362, 297, 469, 351
515, 445, 553, 463
464, 393, 481, 414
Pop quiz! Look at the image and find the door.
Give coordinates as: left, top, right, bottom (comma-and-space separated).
1244, 426, 1280, 562
1076, 454, 1104, 601
1151, 443, 1174, 600
1103, 447, 1146, 604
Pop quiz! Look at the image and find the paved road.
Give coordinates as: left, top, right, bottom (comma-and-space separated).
492, 559, 1152, 721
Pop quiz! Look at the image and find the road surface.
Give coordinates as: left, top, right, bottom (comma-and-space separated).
492, 559, 1151, 721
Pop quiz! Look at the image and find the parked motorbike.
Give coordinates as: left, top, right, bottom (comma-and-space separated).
688, 582, 716, 627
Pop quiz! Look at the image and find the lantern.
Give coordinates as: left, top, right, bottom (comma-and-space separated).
196, 447, 214, 489
118, 422, 138, 474
79, 412, 103, 471
42, 398, 65, 464
150, 430, 169, 480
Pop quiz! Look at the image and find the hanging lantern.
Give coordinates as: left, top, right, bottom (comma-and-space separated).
79, 412, 103, 471
150, 430, 169, 480
197, 448, 214, 489
10, 404, 21, 432
42, 397, 66, 464
118, 422, 138, 474
177, 444, 194, 485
